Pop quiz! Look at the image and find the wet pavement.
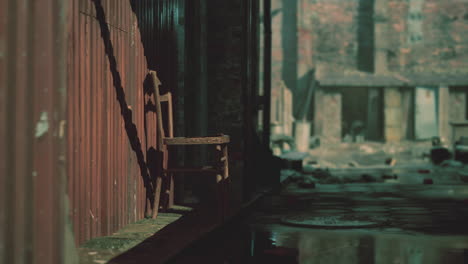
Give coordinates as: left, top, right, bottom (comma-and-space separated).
169, 181, 468, 264
166, 141, 468, 263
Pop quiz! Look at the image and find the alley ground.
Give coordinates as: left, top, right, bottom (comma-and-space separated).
169, 171, 468, 263
80, 141, 468, 263
168, 141, 468, 263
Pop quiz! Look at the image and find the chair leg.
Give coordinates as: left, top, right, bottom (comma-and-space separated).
215, 144, 224, 221
221, 144, 229, 219
145, 196, 152, 218
215, 144, 229, 221
216, 173, 224, 222
168, 172, 174, 208
152, 176, 162, 219
160, 148, 173, 211
160, 171, 174, 211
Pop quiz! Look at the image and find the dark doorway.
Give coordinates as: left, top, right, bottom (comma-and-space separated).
341, 87, 383, 141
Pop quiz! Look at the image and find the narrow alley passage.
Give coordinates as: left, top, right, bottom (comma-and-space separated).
169, 177, 468, 263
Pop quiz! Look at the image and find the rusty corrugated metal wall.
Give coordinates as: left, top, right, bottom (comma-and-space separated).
0, 0, 68, 263
67, 0, 181, 244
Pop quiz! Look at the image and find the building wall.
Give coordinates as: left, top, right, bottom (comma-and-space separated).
314, 88, 342, 143
0, 0, 68, 263
301, 0, 468, 74
384, 87, 404, 142
270, 0, 468, 142
67, 0, 181, 245
1, 0, 258, 261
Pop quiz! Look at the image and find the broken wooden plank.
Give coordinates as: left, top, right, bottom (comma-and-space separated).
163, 136, 230, 145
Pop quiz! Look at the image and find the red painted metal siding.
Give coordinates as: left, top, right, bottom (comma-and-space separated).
67, 0, 160, 244
1, 0, 181, 256
0, 0, 68, 263
67, 0, 182, 244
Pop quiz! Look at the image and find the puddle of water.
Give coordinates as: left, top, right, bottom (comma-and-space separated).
170, 185, 468, 264
170, 221, 468, 264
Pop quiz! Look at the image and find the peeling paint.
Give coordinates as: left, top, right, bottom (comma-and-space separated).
59, 120, 66, 138
35, 112, 49, 138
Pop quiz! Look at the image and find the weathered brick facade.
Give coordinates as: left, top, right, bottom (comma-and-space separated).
297, 0, 468, 74
270, 0, 468, 143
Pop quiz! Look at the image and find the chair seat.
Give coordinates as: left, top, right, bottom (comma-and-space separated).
163, 135, 230, 145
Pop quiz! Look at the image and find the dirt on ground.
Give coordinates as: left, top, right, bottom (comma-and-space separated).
77, 210, 188, 264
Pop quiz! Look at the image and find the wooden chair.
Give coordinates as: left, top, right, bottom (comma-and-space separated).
149, 70, 230, 221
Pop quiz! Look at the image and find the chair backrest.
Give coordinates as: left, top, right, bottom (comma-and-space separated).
150, 70, 174, 151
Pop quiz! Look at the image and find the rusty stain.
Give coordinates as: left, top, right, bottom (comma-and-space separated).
67, 0, 180, 245
1, 1, 182, 261
68, 0, 145, 244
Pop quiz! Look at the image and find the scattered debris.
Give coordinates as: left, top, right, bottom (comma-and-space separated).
280, 151, 308, 171
298, 176, 316, 188
382, 174, 398, 180
440, 160, 464, 168
385, 158, 397, 166
454, 137, 468, 163
306, 168, 331, 180
282, 170, 303, 182
322, 176, 342, 184
430, 146, 451, 165
316, 160, 339, 169
359, 144, 376, 154
454, 146, 468, 164
418, 169, 431, 174
361, 174, 377, 183
342, 176, 361, 183
423, 178, 434, 184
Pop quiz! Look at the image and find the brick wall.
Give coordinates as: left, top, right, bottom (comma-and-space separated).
270, 0, 468, 142
271, 0, 468, 83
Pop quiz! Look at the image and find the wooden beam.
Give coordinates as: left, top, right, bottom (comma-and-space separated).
164, 136, 230, 145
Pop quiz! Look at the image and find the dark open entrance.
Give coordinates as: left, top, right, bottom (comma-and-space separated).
340, 87, 384, 142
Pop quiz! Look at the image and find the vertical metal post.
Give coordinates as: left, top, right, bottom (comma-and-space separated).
175, 0, 186, 204
263, 0, 272, 146
198, 0, 208, 138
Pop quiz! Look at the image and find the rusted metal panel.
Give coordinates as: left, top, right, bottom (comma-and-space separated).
2, 0, 183, 254
1, 0, 68, 263
67, 0, 183, 244
0, 0, 7, 262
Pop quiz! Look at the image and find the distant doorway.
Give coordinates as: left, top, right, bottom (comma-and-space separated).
340, 87, 384, 142
414, 87, 438, 140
